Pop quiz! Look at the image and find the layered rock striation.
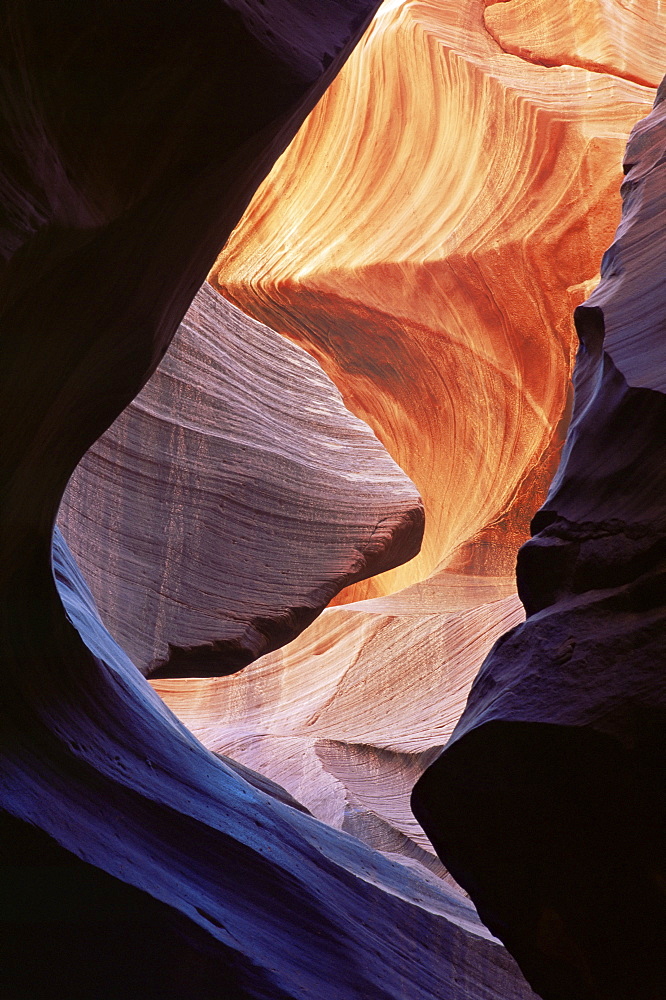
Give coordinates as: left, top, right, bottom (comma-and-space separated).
212, 0, 657, 599
413, 84, 666, 1000
155, 572, 523, 884
59, 282, 423, 678
4, 1, 665, 996
484, 0, 666, 89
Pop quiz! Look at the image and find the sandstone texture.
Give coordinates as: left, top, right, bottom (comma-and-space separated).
484, 0, 666, 88
212, 0, 656, 599
59, 281, 423, 678
413, 85, 666, 1000
3, 1, 665, 997
155, 573, 523, 883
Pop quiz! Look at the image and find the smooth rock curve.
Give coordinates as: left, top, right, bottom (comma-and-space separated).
59, 282, 423, 678
155, 572, 524, 881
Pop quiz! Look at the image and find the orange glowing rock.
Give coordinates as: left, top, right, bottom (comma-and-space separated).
211, 0, 656, 601
484, 0, 666, 89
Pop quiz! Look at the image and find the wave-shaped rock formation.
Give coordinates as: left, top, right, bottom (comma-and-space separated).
212, 0, 657, 599
413, 84, 666, 1000
155, 573, 523, 884
59, 281, 423, 678
5, 1, 664, 997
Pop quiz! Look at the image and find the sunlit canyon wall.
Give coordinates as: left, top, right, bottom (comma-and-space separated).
212, 0, 664, 594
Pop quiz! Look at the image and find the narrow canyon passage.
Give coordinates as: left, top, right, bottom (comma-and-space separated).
3, 1, 664, 998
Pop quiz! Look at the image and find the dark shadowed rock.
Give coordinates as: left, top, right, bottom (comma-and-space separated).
1, 528, 537, 999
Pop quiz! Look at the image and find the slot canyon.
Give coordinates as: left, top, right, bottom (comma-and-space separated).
2, 2, 665, 998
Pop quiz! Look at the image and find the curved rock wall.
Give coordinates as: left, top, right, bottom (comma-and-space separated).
154, 572, 523, 881
212, 0, 658, 599
5, 2, 665, 997
7, 525, 531, 1000
59, 282, 423, 678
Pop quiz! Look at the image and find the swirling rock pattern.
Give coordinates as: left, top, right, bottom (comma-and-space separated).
155, 572, 524, 883
5, 2, 663, 996
413, 86, 666, 1000
212, 0, 656, 600
59, 281, 423, 678
484, 0, 666, 89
